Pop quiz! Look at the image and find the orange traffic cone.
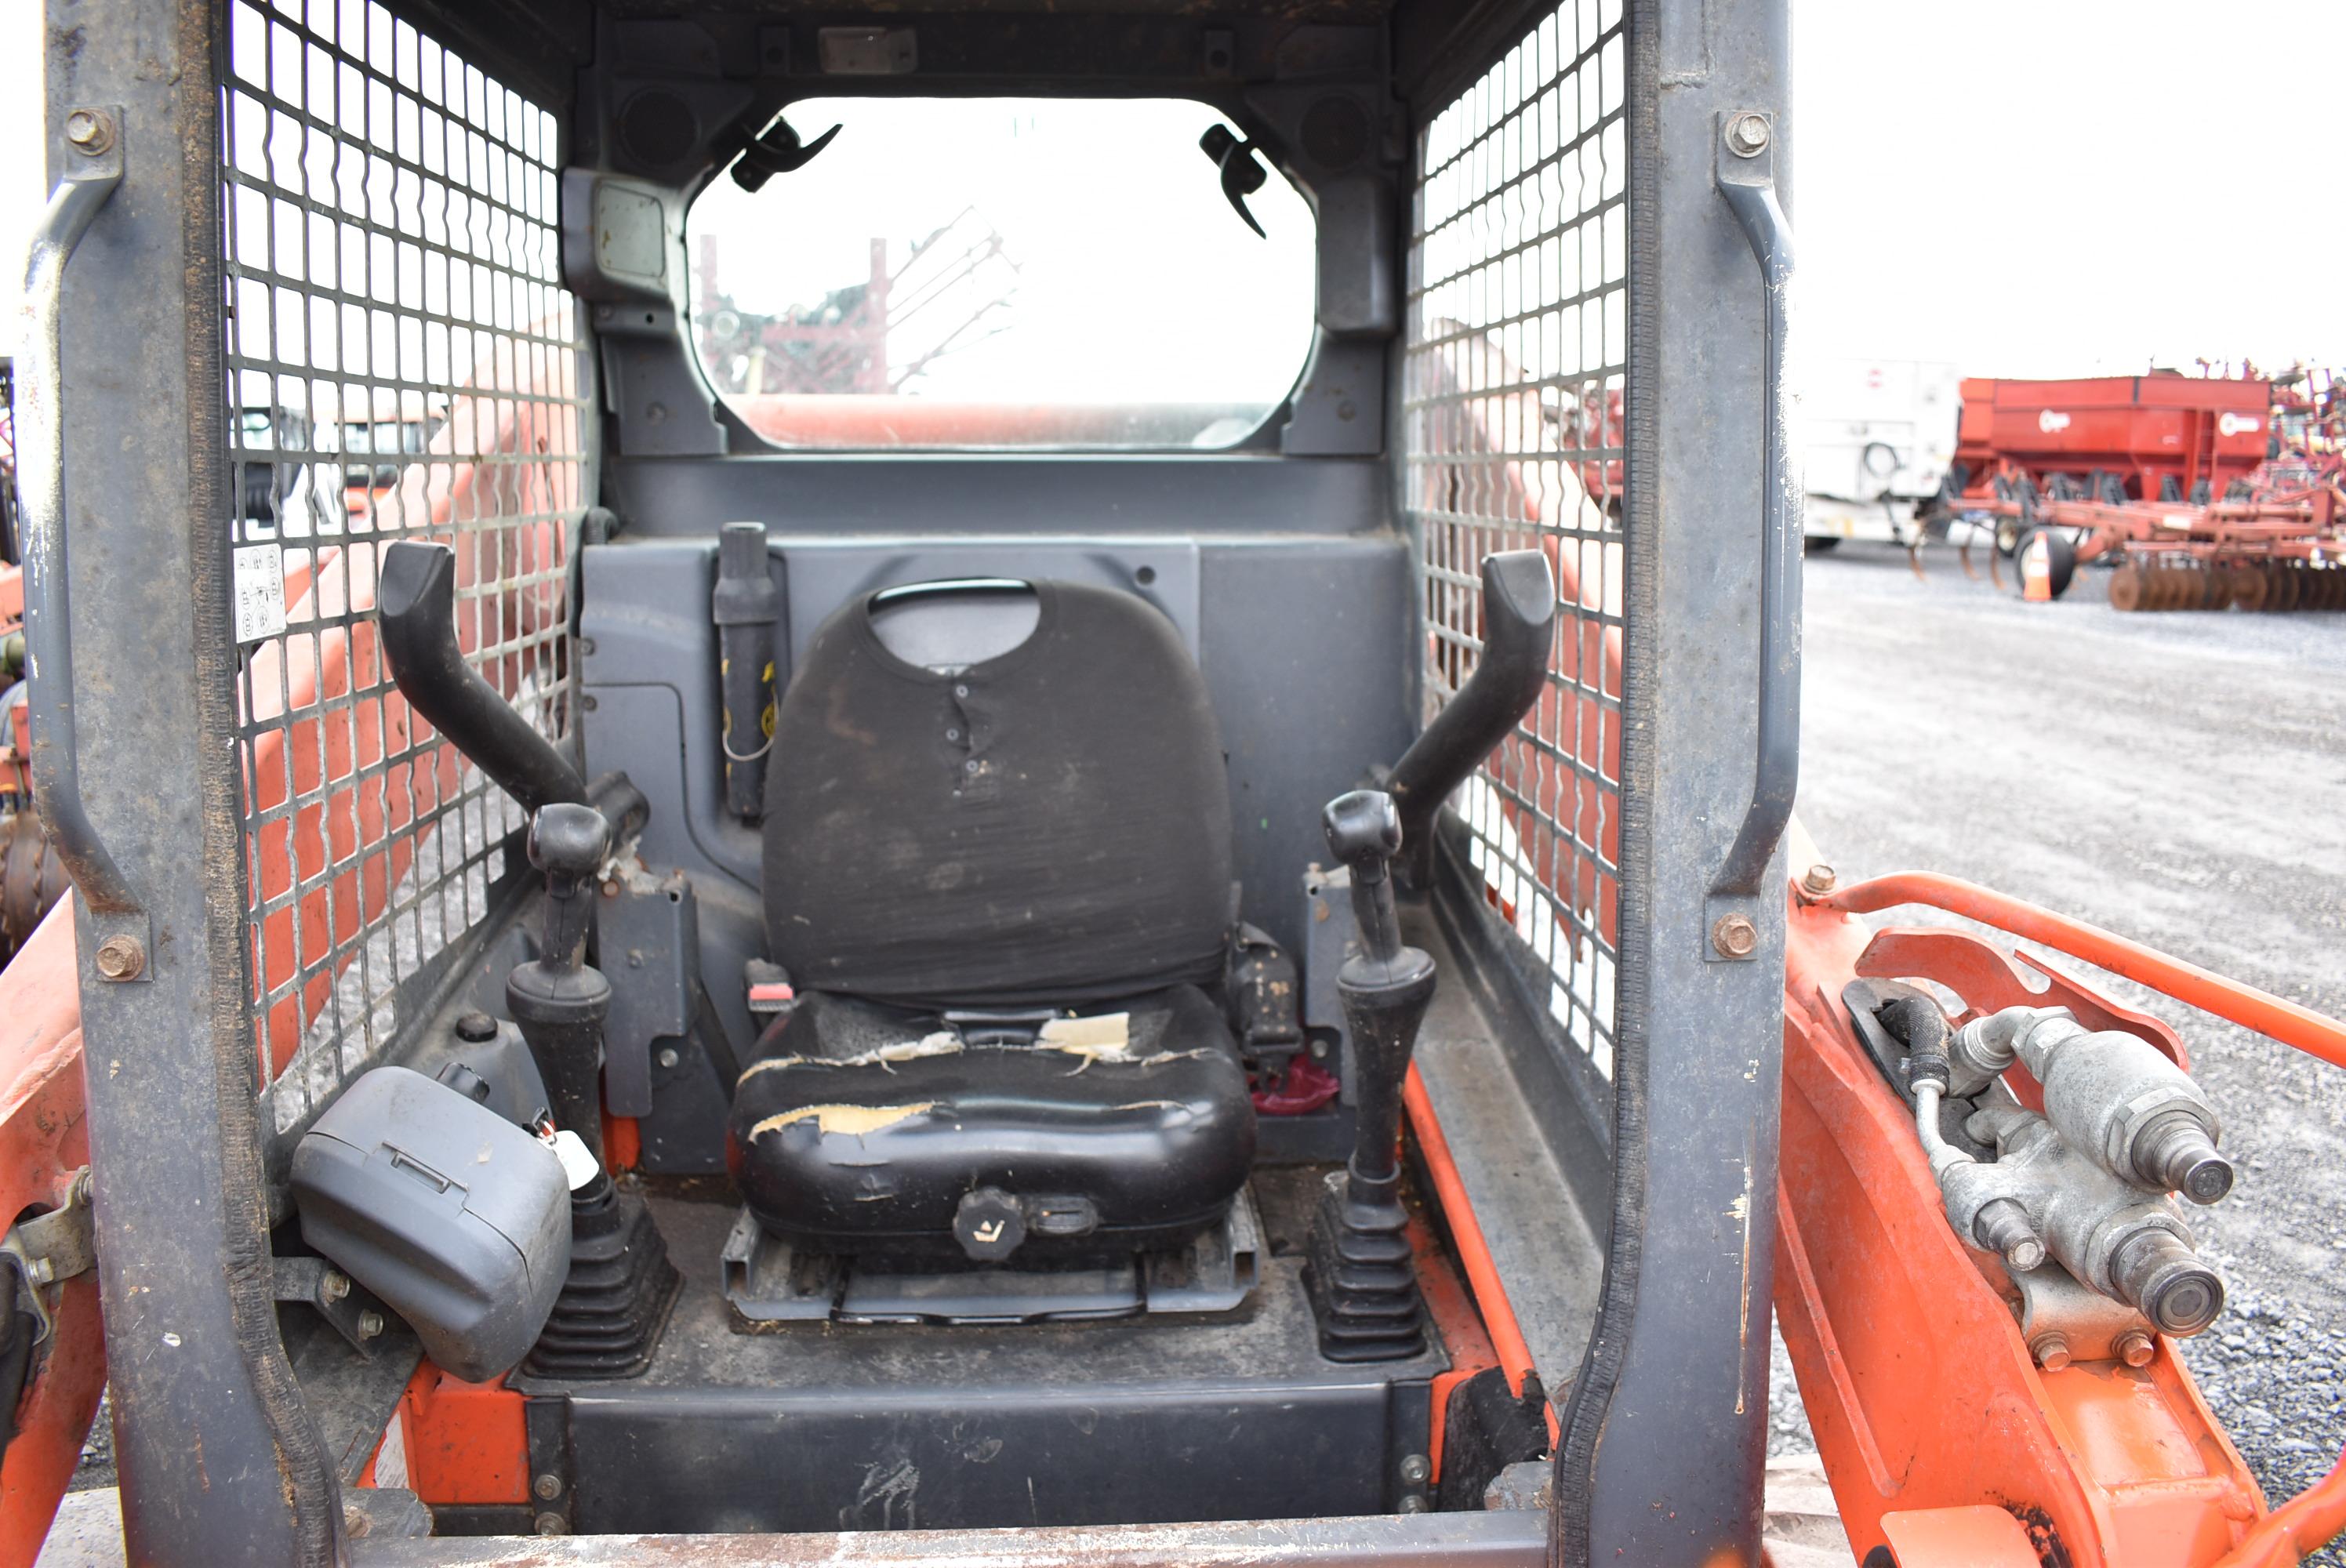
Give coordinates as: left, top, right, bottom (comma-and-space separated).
2021, 533, 2052, 602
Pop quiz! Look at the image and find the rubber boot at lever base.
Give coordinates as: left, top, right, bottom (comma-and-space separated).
525, 1170, 681, 1379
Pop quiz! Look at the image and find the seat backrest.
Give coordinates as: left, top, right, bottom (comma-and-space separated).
763, 579, 1233, 1007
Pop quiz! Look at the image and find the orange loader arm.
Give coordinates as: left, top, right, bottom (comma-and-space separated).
0, 902, 104, 1568
1778, 837, 2346, 1568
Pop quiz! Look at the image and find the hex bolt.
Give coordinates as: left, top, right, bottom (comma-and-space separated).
64, 109, 115, 156
357, 1309, 386, 1339
1711, 913, 1759, 959
320, 1271, 350, 1304
1725, 111, 1770, 158
534, 1472, 563, 1501
1799, 862, 1837, 897
93, 935, 146, 982
2115, 1330, 2156, 1368
2030, 1331, 2072, 1371
1398, 1454, 1431, 1486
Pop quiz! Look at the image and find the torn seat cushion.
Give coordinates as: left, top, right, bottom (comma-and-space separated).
726, 986, 1256, 1260
760, 579, 1235, 1009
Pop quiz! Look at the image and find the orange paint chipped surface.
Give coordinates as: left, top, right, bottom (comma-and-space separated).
398, 1362, 530, 1507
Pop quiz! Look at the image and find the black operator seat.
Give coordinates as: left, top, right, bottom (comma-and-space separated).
726, 578, 1257, 1266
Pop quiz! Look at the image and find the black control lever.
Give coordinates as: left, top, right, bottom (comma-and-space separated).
507, 800, 686, 1379
1387, 550, 1558, 889
507, 803, 612, 1162
379, 549, 685, 1375
1304, 789, 1440, 1362
376, 539, 592, 815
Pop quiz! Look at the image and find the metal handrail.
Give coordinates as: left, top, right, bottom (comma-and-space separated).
16, 128, 137, 916
1709, 114, 1801, 898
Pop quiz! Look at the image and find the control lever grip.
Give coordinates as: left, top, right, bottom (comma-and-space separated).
1387, 550, 1556, 882
1323, 789, 1407, 967
529, 803, 610, 971
508, 801, 613, 1160
377, 539, 590, 815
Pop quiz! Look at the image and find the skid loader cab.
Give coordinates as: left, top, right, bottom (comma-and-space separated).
16, 0, 2340, 1565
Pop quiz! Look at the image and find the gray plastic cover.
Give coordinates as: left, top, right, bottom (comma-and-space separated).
292, 1065, 571, 1382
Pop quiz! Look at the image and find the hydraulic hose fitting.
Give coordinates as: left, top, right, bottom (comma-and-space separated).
1966, 1005, 2235, 1203
1948, 1005, 2039, 1094
1913, 1080, 2049, 1273
1944, 1100, 2228, 1338
2134, 1109, 2235, 1205
2108, 1225, 2225, 1335
1973, 1198, 2046, 1272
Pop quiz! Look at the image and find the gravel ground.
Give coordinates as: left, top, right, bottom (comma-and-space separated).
1770, 543, 2346, 1561
68, 1393, 109, 1492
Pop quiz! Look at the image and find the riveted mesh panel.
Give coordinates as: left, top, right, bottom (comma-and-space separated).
220, 0, 587, 1138
1401, 0, 1625, 1087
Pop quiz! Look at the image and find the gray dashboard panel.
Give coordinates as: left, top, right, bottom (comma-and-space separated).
605, 452, 1385, 537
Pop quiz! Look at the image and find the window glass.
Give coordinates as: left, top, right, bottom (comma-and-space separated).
688, 98, 1319, 449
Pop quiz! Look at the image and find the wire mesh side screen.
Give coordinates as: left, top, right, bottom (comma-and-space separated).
1401, 0, 1626, 1092
220, 0, 588, 1139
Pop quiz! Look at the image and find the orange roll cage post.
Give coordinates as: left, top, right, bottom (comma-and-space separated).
1777, 837, 2346, 1568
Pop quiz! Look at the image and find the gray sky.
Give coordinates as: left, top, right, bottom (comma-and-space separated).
1, 2, 38, 320
1792, 0, 2346, 375
3, 0, 2341, 376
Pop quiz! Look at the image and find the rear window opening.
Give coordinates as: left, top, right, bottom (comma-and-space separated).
687, 97, 1319, 451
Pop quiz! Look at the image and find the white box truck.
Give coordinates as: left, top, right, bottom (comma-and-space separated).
1799, 357, 1963, 550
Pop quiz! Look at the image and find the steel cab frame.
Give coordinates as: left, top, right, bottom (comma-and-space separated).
24, 2, 2322, 1567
